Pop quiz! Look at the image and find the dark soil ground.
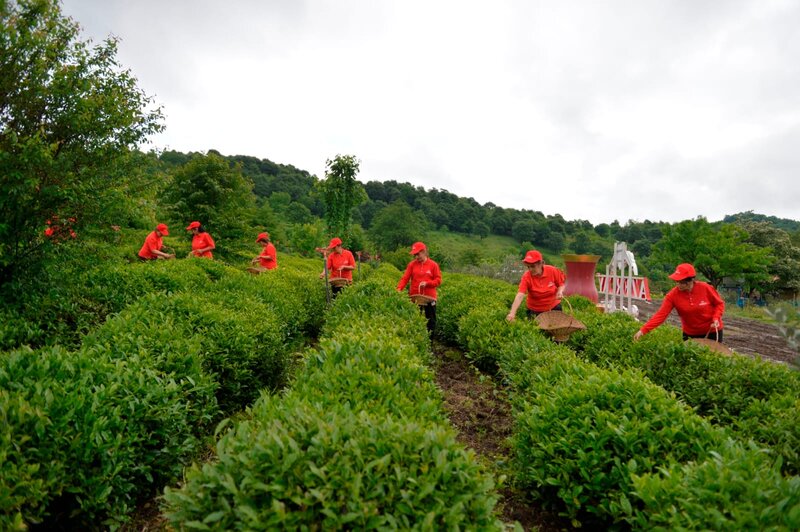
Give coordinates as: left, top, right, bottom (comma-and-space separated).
431, 342, 571, 531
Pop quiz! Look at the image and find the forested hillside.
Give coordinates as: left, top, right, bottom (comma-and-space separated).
152, 149, 800, 300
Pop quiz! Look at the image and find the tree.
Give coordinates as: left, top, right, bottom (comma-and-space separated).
738, 221, 800, 298
353, 199, 386, 229
594, 223, 611, 237
542, 230, 565, 254
317, 154, 366, 243
652, 217, 772, 289
369, 201, 426, 252
474, 221, 490, 239
511, 219, 536, 243
267, 191, 292, 214
572, 231, 592, 254
164, 153, 256, 240
0, 0, 163, 283
489, 207, 514, 236
287, 220, 326, 257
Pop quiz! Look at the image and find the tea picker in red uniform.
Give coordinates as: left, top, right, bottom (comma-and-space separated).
397, 242, 442, 335
137, 223, 175, 261
252, 232, 277, 270
633, 263, 725, 342
506, 250, 566, 321
319, 237, 355, 296
186, 221, 215, 259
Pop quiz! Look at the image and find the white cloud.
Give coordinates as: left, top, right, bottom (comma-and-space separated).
62, 0, 800, 224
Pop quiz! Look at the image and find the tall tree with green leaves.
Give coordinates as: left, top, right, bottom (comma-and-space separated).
738, 220, 800, 298
317, 154, 366, 245
163, 152, 256, 240
652, 217, 772, 289
0, 0, 164, 284
369, 201, 426, 252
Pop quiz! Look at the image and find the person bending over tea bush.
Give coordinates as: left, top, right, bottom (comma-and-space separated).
634, 263, 725, 342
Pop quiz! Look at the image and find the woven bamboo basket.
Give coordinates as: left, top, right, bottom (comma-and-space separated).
410, 294, 435, 306
534, 299, 586, 342
690, 338, 734, 356
329, 277, 352, 288
247, 266, 267, 275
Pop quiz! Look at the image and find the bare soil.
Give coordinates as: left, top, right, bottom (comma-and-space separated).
635, 299, 798, 364
432, 342, 571, 531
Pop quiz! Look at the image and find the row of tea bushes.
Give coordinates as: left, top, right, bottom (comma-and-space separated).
0, 258, 325, 529
0, 243, 209, 351
0, 234, 324, 350
163, 267, 504, 530
84, 259, 325, 413
567, 305, 800, 474
437, 273, 799, 529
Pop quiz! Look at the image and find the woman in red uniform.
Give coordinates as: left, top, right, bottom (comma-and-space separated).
634, 263, 725, 342
137, 223, 174, 261
186, 221, 215, 259
252, 232, 277, 270
506, 250, 565, 321
320, 237, 355, 296
397, 242, 442, 335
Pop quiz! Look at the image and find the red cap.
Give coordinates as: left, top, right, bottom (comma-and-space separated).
328, 237, 343, 249
186, 221, 201, 231
256, 232, 269, 242
410, 242, 426, 255
669, 263, 696, 281
522, 250, 543, 264
156, 223, 169, 236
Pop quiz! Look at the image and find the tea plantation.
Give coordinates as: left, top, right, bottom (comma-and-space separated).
2, 256, 799, 529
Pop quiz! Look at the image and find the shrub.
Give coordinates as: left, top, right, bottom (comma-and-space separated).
513, 365, 725, 523
166, 397, 500, 530
631, 441, 800, 530
0, 345, 215, 528
164, 269, 502, 529
570, 307, 800, 473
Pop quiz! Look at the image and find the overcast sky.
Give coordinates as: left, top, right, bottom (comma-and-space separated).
61, 0, 799, 225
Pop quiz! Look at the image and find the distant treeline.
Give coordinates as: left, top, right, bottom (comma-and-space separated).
156, 150, 800, 299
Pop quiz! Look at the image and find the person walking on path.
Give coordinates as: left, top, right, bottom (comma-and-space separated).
634, 262, 725, 342
137, 223, 175, 261
320, 237, 355, 296
186, 221, 215, 259
252, 232, 277, 270
506, 250, 566, 321
397, 241, 442, 335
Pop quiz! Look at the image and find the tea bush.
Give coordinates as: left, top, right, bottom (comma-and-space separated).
631, 440, 800, 530
1, 256, 325, 528
164, 268, 503, 529
166, 396, 499, 530
0, 344, 216, 528
437, 274, 798, 528
437, 273, 515, 346
513, 365, 725, 522
570, 307, 800, 473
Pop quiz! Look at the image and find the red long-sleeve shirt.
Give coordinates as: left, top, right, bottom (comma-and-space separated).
191, 232, 215, 258
138, 231, 163, 260
640, 281, 725, 336
397, 258, 442, 300
327, 249, 355, 281
258, 242, 278, 269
